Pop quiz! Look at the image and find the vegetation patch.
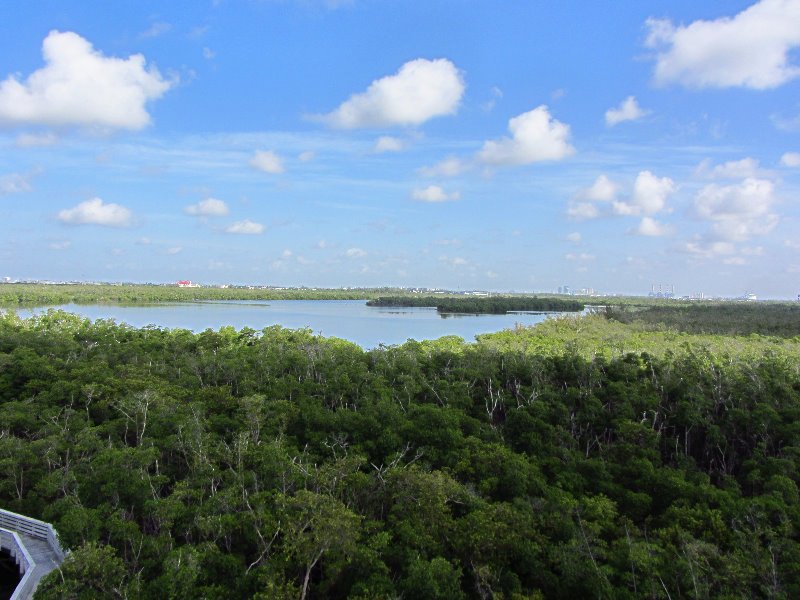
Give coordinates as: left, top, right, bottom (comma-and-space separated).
1, 307, 799, 598
367, 295, 585, 314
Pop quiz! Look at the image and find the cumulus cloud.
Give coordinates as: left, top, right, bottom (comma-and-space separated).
580, 174, 620, 202
645, 0, 800, 89
632, 217, 674, 237
411, 185, 461, 203
780, 151, 800, 167
372, 136, 404, 153
605, 96, 650, 126
249, 150, 285, 174
477, 106, 574, 166
184, 197, 229, 217
694, 178, 774, 221
0, 31, 174, 130
318, 58, 464, 128
57, 197, 133, 227
569, 171, 674, 221
166, 247, 182, 255
225, 219, 264, 234
613, 171, 676, 216
565, 232, 582, 244
418, 157, 468, 178
693, 178, 778, 242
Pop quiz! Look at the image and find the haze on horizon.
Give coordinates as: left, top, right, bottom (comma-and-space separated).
1, 0, 799, 299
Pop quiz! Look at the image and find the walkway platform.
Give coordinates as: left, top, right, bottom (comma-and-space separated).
0, 509, 65, 600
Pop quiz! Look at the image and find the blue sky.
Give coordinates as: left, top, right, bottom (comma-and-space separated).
1, 0, 799, 298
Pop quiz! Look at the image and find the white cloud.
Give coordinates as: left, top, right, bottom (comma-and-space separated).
695, 157, 763, 179
632, 217, 674, 237
48, 240, 71, 250
694, 178, 774, 221
567, 202, 600, 221
225, 219, 264, 234
569, 171, 674, 220
57, 197, 133, 227
372, 136, 404, 153
780, 151, 800, 167
249, 149, 285, 174
565, 232, 582, 244
613, 171, 676, 216
645, 0, 800, 89
319, 58, 464, 128
605, 95, 650, 126
345, 247, 366, 258
202, 47, 215, 60
418, 157, 468, 177
580, 174, 620, 202
411, 185, 461, 203
693, 178, 778, 242
137, 237, 151, 245
477, 106, 574, 166
0, 31, 174, 130
167, 247, 182, 255
184, 197, 229, 217
15, 132, 58, 147
631, 171, 676, 214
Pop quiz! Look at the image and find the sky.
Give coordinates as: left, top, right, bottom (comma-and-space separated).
1, 0, 799, 298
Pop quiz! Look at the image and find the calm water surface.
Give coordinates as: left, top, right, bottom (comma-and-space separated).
12, 300, 565, 348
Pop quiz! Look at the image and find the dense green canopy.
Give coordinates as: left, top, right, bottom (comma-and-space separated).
0, 308, 798, 599
366, 295, 585, 314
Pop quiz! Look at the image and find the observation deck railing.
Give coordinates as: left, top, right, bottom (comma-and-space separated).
0, 508, 66, 600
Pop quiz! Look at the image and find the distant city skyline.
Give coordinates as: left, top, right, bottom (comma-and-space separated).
1, 1, 799, 298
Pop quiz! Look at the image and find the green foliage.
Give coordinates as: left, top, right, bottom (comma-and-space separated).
0, 283, 400, 307
0, 307, 795, 599
367, 294, 585, 313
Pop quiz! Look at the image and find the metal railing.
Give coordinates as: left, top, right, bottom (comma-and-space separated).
0, 527, 36, 600
0, 508, 65, 562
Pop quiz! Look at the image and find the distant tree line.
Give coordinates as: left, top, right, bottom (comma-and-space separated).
367, 295, 585, 314
0, 284, 401, 307
0, 309, 798, 598
604, 302, 800, 338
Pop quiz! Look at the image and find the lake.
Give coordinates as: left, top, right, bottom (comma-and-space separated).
10, 300, 569, 349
